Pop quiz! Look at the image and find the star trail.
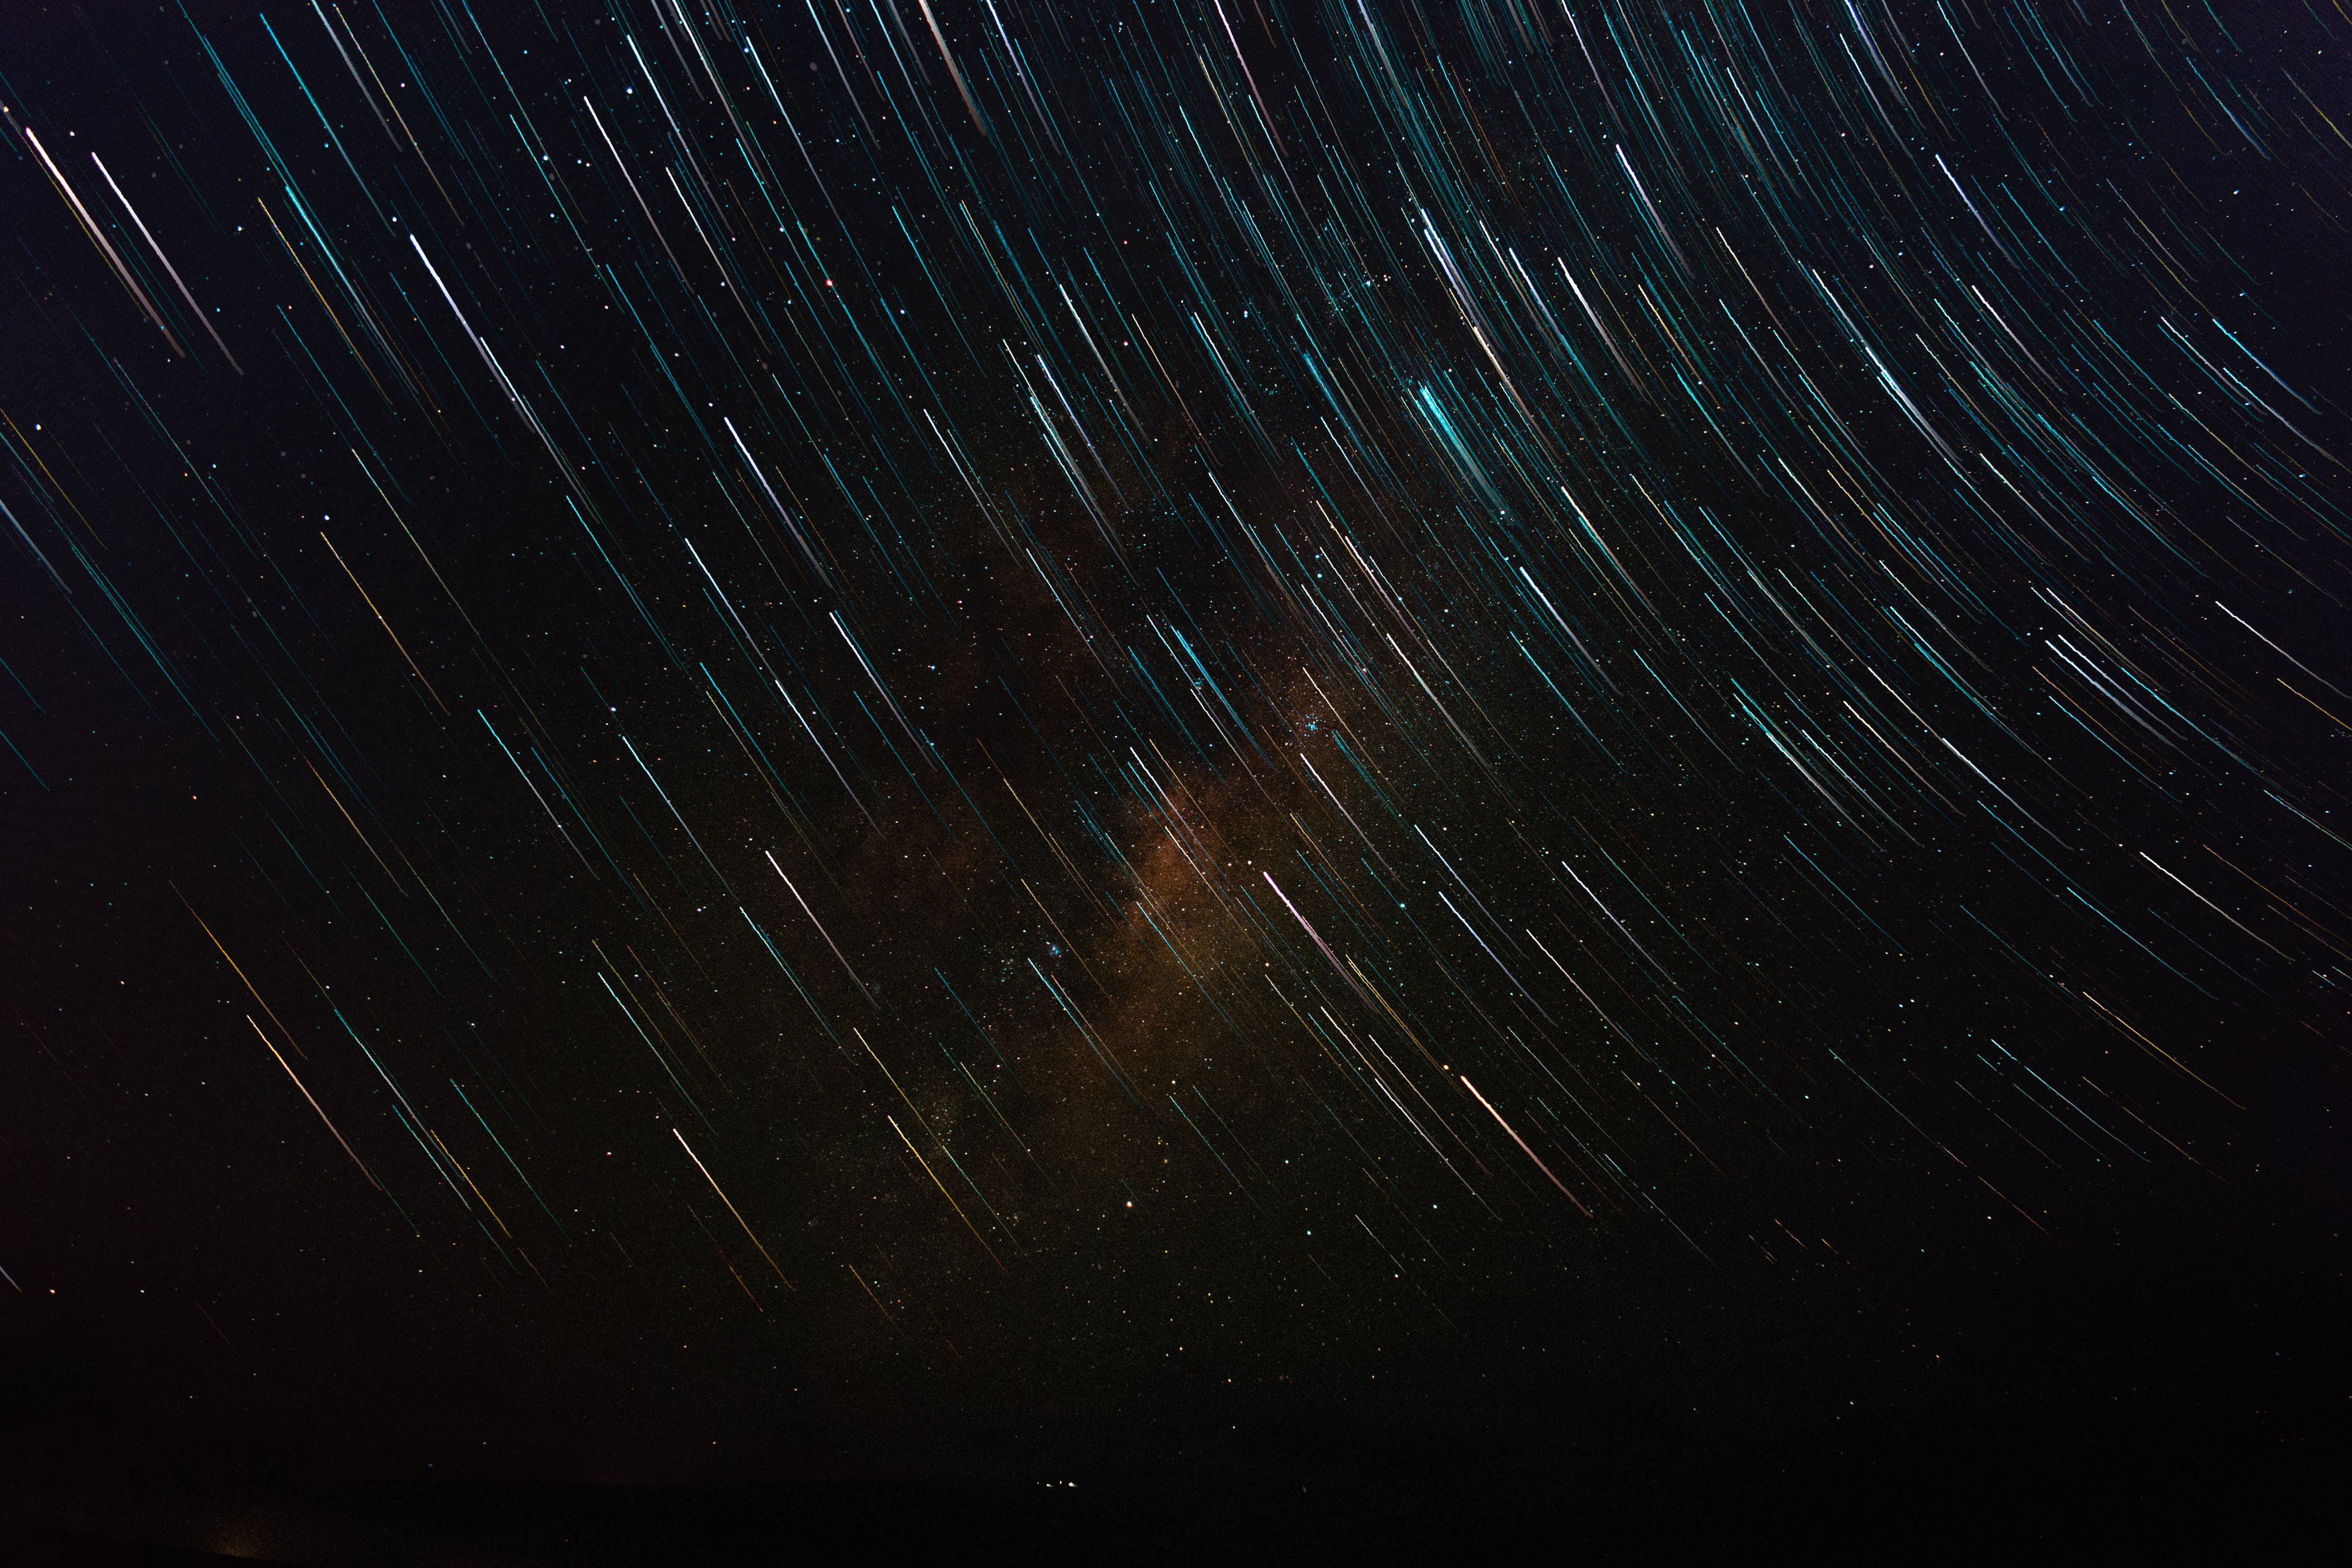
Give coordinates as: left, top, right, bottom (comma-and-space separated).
1, 0, 2345, 1549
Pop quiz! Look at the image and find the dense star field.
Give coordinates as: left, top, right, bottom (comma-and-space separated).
2, 0, 2347, 1550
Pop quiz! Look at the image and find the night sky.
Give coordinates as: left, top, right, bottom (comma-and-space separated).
2, 0, 2347, 1557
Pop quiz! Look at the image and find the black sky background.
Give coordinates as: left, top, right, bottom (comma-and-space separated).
2, 0, 2348, 1558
